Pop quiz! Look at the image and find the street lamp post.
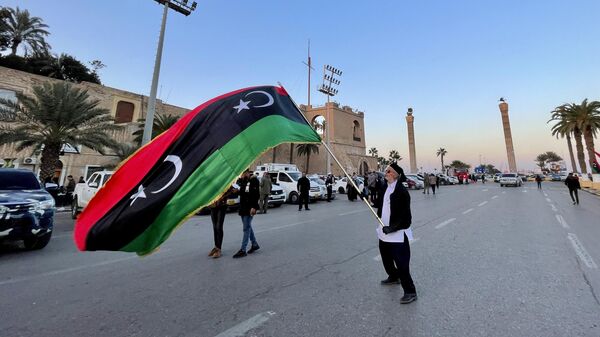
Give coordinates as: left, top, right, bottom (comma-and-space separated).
142, 0, 198, 145
318, 65, 341, 174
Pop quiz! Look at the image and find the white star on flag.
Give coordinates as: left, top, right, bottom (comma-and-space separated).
233, 99, 251, 113
130, 185, 147, 206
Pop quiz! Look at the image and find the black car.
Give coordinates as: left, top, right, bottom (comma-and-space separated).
0, 168, 55, 250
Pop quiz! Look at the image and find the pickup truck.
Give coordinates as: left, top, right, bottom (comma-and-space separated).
71, 171, 113, 219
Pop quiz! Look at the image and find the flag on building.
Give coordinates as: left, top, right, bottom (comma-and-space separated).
74, 86, 320, 255
593, 150, 600, 174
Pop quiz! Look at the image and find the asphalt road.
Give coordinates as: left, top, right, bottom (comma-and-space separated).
1, 181, 599, 337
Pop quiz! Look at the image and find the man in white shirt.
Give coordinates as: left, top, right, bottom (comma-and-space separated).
375, 162, 417, 304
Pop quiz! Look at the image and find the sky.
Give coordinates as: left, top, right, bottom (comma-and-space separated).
4, 0, 600, 172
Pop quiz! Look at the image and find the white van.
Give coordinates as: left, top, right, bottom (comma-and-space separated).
256, 169, 320, 203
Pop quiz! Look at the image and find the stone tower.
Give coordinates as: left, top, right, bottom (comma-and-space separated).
406, 108, 417, 173
498, 98, 517, 172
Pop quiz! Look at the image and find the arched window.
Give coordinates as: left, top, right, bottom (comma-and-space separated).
353, 121, 361, 141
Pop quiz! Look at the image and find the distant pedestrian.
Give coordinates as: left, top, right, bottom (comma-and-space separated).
481, 174, 486, 184
535, 175, 542, 189
259, 173, 272, 214
564, 172, 581, 205
428, 174, 437, 195
78, 176, 85, 183
325, 173, 334, 202
233, 169, 260, 258
422, 173, 430, 194
297, 172, 311, 210
435, 175, 440, 189
376, 163, 417, 304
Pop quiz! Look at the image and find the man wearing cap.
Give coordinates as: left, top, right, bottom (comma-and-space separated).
375, 162, 418, 304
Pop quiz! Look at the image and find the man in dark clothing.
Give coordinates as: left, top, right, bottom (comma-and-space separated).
297, 172, 311, 211
375, 163, 417, 304
208, 186, 235, 258
325, 174, 334, 202
564, 173, 581, 205
535, 175, 543, 189
233, 170, 260, 258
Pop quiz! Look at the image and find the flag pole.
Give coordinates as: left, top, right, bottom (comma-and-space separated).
279, 83, 386, 228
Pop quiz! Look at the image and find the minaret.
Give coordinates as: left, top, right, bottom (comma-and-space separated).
406, 108, 417, 173
498, 98, 517, 172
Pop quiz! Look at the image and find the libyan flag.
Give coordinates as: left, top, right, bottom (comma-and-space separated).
74, 86, 320, 255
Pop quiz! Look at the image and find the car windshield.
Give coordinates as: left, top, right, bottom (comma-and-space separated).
310, 177, 325, 185
502, 174, 516, 178
0, 171, 42, 190
288, 172, 301, 181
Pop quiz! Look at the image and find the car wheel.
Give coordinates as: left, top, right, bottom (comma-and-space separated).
338, 187, 345, 194
71, 197, 80, 219
23, 231, 52, 250
500, 184, 503, 187
289, 192, 299, 204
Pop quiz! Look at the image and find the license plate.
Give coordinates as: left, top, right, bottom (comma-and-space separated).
227, 199, 236, 205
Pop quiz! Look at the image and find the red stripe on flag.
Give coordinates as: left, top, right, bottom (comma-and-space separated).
74, 85, 269, 250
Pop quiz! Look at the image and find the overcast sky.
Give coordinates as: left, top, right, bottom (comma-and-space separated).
4, 0, 600, 172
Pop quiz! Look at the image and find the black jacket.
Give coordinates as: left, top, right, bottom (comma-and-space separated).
376, 179, 412, 232
565, 176, 581, 190
238, 176, 260, 216
297, 176, 311, 194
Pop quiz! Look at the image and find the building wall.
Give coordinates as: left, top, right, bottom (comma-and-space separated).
252, 102, 377, 176
0, 66, 189, 184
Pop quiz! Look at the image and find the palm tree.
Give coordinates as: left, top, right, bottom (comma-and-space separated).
108, 143, 139, 168
4, 7, 50, 56
132, 113, 179, 145
368, 147, 378, 157
436, 147, 447, 172
0, 82, 122, 181
388, 150, 402, 163
296, 143, 319, 173
549, 114, 578, 173
550, 100, 600, 173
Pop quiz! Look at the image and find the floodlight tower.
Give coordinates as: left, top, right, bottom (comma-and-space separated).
318, 65, 342, 174
142, 0, 198, 145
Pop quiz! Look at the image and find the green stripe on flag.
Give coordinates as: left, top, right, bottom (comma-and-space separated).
123, 115, 320, 255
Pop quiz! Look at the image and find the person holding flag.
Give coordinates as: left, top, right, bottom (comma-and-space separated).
376, 162, 417, 304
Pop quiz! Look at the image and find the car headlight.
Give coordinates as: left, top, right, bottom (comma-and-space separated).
29, 199, 55, 212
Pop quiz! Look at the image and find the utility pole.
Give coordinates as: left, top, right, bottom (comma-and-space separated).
142, 0, 198, 145
318, 65, 342, 174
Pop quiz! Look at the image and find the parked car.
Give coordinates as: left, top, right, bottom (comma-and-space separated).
334, 176, 364, 194
494, 173, 502, 182
550, 174, 562, 181
309, 176, 336, 200
500, 173, 522, 187
0, 168, 55, 250
257, 171, 320, 203
405, 174, 424, 189
71, 171, 114, 219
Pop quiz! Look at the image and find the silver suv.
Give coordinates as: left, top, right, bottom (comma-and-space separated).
499, 173, 522, 187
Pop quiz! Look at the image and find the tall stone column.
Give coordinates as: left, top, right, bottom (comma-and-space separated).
406, 108, 417, 173
498, 98, 517, 172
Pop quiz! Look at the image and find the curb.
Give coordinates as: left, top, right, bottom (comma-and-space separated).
582, 188, 600, 197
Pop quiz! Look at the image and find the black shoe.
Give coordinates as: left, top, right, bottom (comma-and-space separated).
298, 208, 302, 211
400, 293, 417, 304
380, 277, 400, 285
248, 244, 260, 254
232, 250, 247, 258
305, 208, 310, 210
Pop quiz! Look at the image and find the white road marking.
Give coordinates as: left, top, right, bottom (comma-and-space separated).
522, 190, 528, 193
546, 198, 552, 203
0, 253, 151, 286
555, 214, 570, 229
550, 204, 558, 212
502, 191, 506, 194
214, 311, 276, 337
338, 209, 367, 216
543, 193, 548, 197
478, 201, 488, 207
491, 195, 498, 199
462, 208, 474, 214
435, 218, 456, 229
255, 220, 316, 233
567, 233, 598, 269
482, 189, 488, 192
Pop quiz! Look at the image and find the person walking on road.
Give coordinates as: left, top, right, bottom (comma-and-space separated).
325, 173, 334, 202
565, 172, 581, 205
233, 169, 260, 258
259, 173, 272, 214
428, 174, 437, 195
375, 163, 417, 304
535, 174, 543, 189
208, 185, 236, 258
297, 172, 311, 211
422, 173, 430, 194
